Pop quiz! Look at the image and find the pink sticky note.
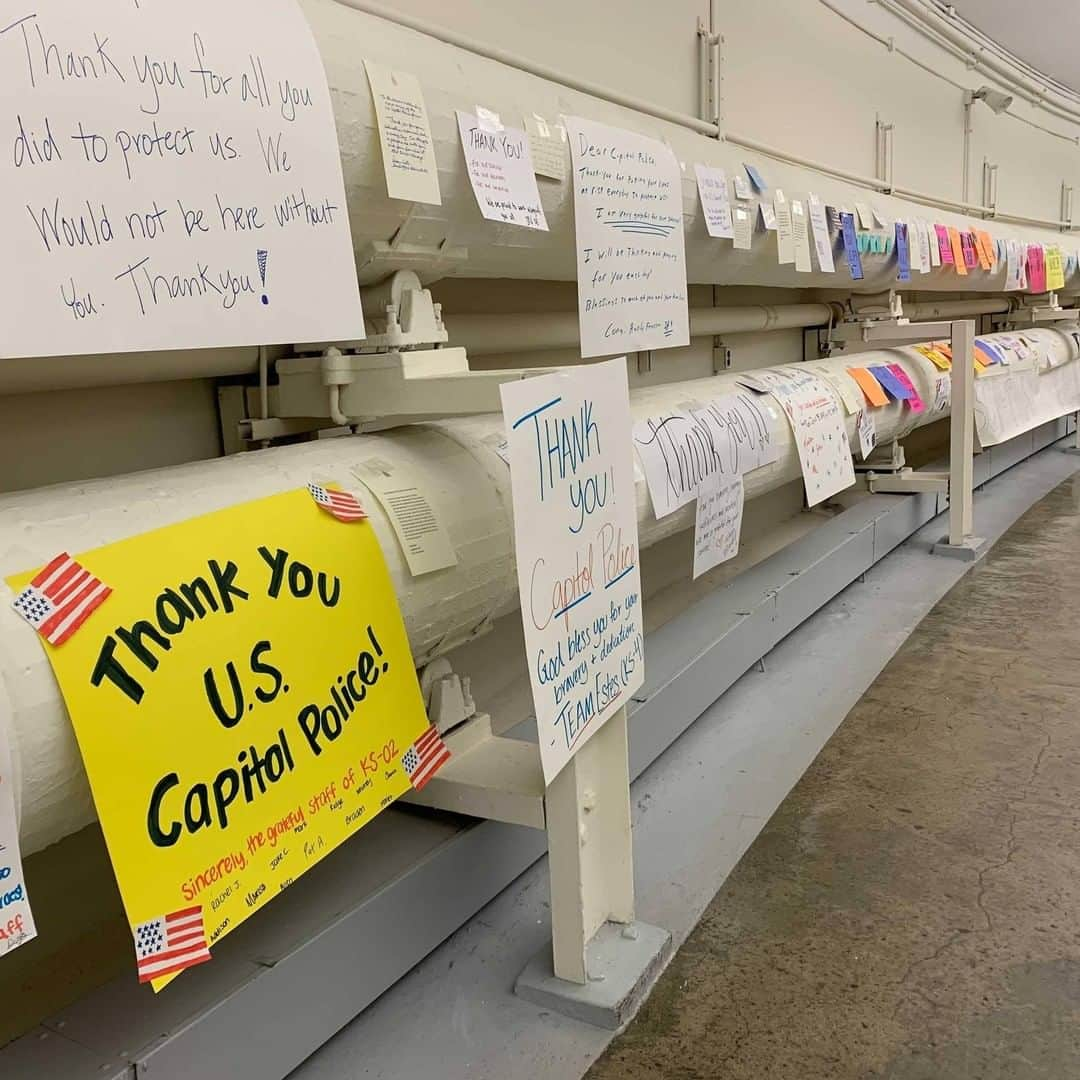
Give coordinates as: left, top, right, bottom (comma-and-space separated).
1027, 245, 1047, 292
885, 363, 925, 412
934, 224, 953, 265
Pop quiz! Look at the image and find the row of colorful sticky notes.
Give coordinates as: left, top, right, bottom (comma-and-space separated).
847, 364, 925, 412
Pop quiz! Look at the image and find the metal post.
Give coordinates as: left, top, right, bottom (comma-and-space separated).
547, 708, 635, 983
933, 319, 986, 560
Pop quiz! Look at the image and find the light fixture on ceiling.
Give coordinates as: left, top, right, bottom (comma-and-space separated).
971, 86, 1014, 114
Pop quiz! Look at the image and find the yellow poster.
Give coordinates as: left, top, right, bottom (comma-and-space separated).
7, 489, 437, 990
1046, 246, 1066, 291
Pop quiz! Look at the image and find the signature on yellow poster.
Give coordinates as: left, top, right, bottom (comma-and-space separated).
7, 489, 440, 990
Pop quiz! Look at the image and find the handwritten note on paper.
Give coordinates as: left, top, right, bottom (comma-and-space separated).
500, 359, 644, 784
0, 727, 37, 959
634, 391, 779, 519
352, 460, 457, 576
856, 409, 876, 460
0, 1, 364, 359
807, 196, 835, 273
885, 363, 925, 412
524, 113, 567, 181
693, 473, 744, 580
791, 200, 813, 272
366, 62, 441, 206
1046, 246, 1066, 290
566, 117, 689, 358
773, 190, 794, 264
935, 225, 954, 265
803, 363, 862, 414
7, 490, 433, 990
694, 165, 734, 239
456, 112, 548, 231
738, 369, 856, 506
733, 206, 753, 250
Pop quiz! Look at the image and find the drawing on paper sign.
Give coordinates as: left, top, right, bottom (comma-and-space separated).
738, 368, 855, 507
6, 489, 436, 990
1, 0, 365, 359
633, 392, 779, 520
11, 552, 112, 647
456, 111, 548, 230
565, 117, 690, 358
500, 358, 645, 784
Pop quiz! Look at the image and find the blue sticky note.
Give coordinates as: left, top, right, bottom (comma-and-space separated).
841, 213, 863, 280
868, 365, 913, 400
743, 163, 767, 192
896, 222, 910, 281
975, 338, 1005, 365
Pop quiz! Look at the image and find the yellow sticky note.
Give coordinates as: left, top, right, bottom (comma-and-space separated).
948, 227, 967, 275
848, 366, 889, 408
913, 344, 951, 371
7, 490, 432, 991
1046, 246, 1065, 290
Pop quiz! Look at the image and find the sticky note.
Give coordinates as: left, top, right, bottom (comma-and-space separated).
895, 222, 911, 281
867, 364, 912, 402
913, 344, 951, 371
960, 231, 979, 270
976, 230, 996, 269
848, 366, 889, 407
1046, 246, 1065, 290
885, 363, 924, 412
947, 228, 967, 274
840, 213, 863, 280
975, 339, 1005, 366
1027, 245, 1047, 292
935, 224, 953, 265
733, 173, 753, 200
744, 163, 767, 192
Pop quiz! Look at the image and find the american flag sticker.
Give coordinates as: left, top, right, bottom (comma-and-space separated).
308, 483, 367, 523
134, 905, 211, 983
401, 725, 451, 792
11, 552, 112, 647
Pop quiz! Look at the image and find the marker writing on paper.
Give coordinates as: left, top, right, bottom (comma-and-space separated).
257, 248, 269, 304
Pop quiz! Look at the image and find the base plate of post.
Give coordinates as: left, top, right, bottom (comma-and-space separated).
932, 535, 988, 561
515, 921, 673, 1030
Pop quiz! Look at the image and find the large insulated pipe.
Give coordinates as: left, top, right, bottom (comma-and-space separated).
2, 326, 1075, 854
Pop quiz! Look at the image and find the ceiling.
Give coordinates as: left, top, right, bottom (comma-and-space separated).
946, 1, 1080, 94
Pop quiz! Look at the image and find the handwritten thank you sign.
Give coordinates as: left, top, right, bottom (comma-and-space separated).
1, 0, 363, 358
501, 358, 644, 784
7, 490, 431, 989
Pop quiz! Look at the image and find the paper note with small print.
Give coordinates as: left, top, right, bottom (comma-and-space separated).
732, 206, 752, 250
935, 225, 953, 265
855, 203, 874, 230
741, 368, 856, 506
456, 112, 548, 231
694, 165, 734, 239
759, 201, 777, 231
366, 62, 442, 206
926, 221, 941, 268
807, 196, 835, 273
500, 358, 644, 784
856, 408, 876, 460
693, 473, 744, 580
773, 190, 794, 264
0, 1, 365, 359
524, 113, 568, 181
1027, 246, 1047, 293
634, 391, 779, 519
802, 363, 862, 415
948, 228, 967, 275
895, 222, 911, 282
885, 363, 924, 412
841, 213, 863, 280
352, 460, 457, 576
733, 173, 752, 200
0, 727, 37, 958
1046, 246, 1066, 290
848, 366, 889, 408
566, 117, 689, 357
791, 199, 812, 272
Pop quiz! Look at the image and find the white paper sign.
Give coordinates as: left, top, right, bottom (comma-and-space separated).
694, 164, 734, 239
807, 196, 835, 273
738, 369, 856, 506
500, 359, 644, 784
456, 112, 548, 231
693, 473, 744, 579
974, 357, 1080, 446
524, 112, 567, 181
0, 727, 36, 957
856, 408, 875, 459
773, 190, 794, 263
791, 199, 812, 273
634, 391, 780, 519
366, 61, 441, 206
566, 117, 689, 358
1, 2, 364, 359
733, 207, 753, 250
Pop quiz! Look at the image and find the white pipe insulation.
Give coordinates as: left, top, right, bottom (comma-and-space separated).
3, 326, 1076, 855
297, 0, 1077, 292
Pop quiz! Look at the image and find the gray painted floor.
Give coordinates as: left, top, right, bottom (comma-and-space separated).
291, 444, 1080, 1080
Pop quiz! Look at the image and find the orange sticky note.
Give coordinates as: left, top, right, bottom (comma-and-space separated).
848, 366, 889, 407
936, 343, 952, 360
973, 354, 987, 372
947, 227, 967, 274
974, 235, 991, 271
976, 230, 996, 268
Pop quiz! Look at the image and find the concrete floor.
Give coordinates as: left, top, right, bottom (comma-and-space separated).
590, 473, 1080, 1080
292, 442, 1080, 1080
